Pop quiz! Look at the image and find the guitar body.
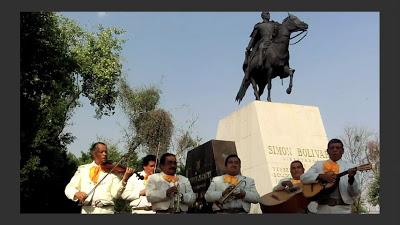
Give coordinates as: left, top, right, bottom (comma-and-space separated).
260, 186, 310, 213
302, 182, 337, 198
301, 162, 372, 199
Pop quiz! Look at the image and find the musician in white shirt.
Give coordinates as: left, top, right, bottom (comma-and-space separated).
65, 142, 134, 214
301, 139, 361, 214
273, 160, 304, 192
121, 154, 157, 214
146, 153, 196, 213
205, 154, 260, 213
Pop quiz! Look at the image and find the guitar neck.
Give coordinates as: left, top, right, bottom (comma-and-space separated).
337, 167, 356, 178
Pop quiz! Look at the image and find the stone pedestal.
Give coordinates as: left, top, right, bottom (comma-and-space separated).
216, 101, 329, 213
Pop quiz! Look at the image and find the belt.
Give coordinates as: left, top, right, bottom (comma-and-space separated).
133, 206, 153, 211
318, 198, 349, 206
216, 208, 246, 214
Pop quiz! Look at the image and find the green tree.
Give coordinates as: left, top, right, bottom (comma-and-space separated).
173, 119, 202, 175
118, 79, 174, 158
340, 126, 378, 213
366, 140, 380, 208
21, 12, 125, 212
118, 79, 204, 176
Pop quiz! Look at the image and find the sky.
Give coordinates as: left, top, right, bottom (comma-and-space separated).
61, 12, 379, 157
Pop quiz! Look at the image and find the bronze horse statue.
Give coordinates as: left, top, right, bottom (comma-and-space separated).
236, 14, 308, 103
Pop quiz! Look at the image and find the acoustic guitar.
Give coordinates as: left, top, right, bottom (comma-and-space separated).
302, 163, 372, 199
260, 183, 310, 213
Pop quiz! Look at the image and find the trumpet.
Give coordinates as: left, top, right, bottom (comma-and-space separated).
172, 183, 182, 213
216, 179, 245, 209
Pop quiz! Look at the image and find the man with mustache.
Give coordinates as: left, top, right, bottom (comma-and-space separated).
301, 139, 361, 214
204, 154, 260, 213
146, 153, 196, 213
65, 142, 134, 214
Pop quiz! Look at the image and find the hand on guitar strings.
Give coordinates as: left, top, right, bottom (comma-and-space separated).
317, 172, 337, 183
347, 168, 357, 185
281, 181, 294, 188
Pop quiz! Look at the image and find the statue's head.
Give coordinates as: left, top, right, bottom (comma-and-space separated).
261, 11, 270, 21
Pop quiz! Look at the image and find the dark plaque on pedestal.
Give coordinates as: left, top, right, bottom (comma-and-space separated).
185, 139, 237, 213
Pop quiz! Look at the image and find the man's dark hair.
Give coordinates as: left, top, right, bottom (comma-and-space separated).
225, 154, 241, 166
160, 153, 176, 165
142, 154, 157, 167
290, 160, 304, 168
327, 138, 344, 149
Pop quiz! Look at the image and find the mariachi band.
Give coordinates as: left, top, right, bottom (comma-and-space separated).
65, 139, 365, 214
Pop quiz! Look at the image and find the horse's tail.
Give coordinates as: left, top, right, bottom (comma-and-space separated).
235, 75, 251, 104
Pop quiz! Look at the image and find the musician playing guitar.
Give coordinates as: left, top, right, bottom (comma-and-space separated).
273, 160, 304, 192
260, 160, 316, 213
300, 139, 361, 214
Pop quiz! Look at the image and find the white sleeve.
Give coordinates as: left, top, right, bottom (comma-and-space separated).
146, 175, 168, 203
347, 165, 362, 198
64, 167, 82, 201
243, 178, 260, 203
204, 177, 223, 202
121, 176, 140, 201
110, 174, 124, 199
181, 177, 196, 205
301, 162, 322, 184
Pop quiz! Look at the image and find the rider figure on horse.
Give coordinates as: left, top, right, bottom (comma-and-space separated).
243, 11, 279, 72
236, 12, 308, 103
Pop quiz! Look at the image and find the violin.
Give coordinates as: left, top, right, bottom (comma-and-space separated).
100, 161, 127, 175
101, 161, 144, 180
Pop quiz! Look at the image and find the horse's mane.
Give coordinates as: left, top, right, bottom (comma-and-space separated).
282, 16, 290, 24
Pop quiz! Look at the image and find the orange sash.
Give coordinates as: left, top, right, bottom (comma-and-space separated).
224, 175, 239, 186
89, 165, 101, 184
323, 160, 340, 174
163, 174, 179, 183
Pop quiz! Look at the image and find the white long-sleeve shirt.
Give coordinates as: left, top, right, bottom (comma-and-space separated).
204, 175, 260, 212
146, 172, 196, 212
121, 171, 152, 209
64, 161, 125, 213
300, 159, 361, 213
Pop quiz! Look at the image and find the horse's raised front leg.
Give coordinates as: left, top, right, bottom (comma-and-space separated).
250, 77, 260, 100
267, 77, 272, 102
284, 66, 295, 94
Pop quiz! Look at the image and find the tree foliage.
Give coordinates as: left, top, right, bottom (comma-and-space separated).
118, 78, 201, 176
340, 126, 379, 213
20, 12, 125, 212
366, 140, 380, 207
118, 79, 173, 157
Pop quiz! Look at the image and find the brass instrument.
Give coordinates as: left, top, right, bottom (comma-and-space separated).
216, 179, 246, 209
172, 182, 182, 213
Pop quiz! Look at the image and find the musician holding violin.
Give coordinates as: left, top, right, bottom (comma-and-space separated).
121, 154, 157, 214
300, 139, 361, 214
204, 154, 260, 213
64, 142, 134, 214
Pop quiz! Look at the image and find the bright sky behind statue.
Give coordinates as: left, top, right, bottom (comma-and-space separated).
61, 12, 379, 157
